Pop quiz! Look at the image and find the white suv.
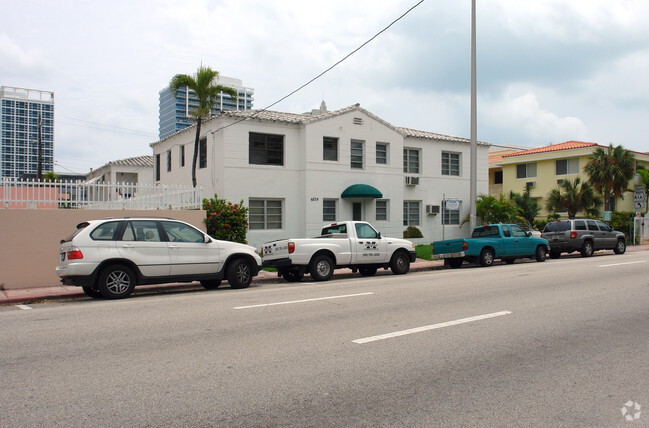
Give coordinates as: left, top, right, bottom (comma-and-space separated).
57, 217, 262, 299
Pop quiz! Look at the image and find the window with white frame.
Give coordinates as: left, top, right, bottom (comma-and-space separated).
403, 201, 420, 226
376, 200, 388, 221
516, 162, 537, 179
323, 137, 338, 161
442, 152, 460, 176
376, 143, 388, 165
403, 148, 420, 173
249, 199, 283, 230
555, 158, 579, 175
323, 199, 336, 222
442, 200, 461, 225
350, 140, 364, 169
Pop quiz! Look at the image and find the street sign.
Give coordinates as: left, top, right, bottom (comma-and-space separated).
634, 192, 646, 202
635, 200, 645, 211
603, 211, 612, 222
445, 199, 460, 210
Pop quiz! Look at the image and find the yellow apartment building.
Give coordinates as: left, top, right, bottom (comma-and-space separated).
489, 141, 649, 218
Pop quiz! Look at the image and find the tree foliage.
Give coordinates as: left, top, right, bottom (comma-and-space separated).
170, 65, 238, 188
203, 195, 249, 244
509, 184, 540, 229
463, 194, 522, 226
545, 177, 602, 219
583, 144, 636, 211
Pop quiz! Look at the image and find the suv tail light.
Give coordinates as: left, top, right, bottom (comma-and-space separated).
288, 242, 295, 254
570, 231, 577, 239
67, 247, 84, 260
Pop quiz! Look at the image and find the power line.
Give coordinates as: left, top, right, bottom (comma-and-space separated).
57, 115, 157, 137
210, 0, 425, 135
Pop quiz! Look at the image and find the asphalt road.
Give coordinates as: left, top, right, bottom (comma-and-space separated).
1, 251, 648, 427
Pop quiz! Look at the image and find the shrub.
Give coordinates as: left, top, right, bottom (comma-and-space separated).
203, 195, 249, 244
403, 226, 423, 239
611, 211, 634, 236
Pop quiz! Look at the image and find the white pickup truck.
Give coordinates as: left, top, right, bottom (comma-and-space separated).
261, 221, 417, 282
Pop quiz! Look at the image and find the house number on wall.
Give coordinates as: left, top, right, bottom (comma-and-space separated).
311, 197, 319, 201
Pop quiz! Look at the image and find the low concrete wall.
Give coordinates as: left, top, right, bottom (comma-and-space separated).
0, 209, 206, 290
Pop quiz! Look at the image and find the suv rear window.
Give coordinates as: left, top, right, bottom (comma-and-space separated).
543, 221, 571, 232
90, 221, 122, 241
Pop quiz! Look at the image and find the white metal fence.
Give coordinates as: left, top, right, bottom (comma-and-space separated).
1, 178, 203, 210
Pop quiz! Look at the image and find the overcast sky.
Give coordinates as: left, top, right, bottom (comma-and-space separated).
2, 0, 648, 174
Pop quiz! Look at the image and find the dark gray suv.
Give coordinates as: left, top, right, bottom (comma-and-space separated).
541, 219, 626, 259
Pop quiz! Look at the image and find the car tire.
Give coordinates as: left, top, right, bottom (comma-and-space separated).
359, 266, 378, 276
580, 240, 594, 257
549, 250, 561, 259
200, 279, 222, 289
309, 254, 334, 281
227, 258, 253, 289
282, 270, 304, 282
479, 248, 495, 267
97, 265, 136, 299
535, 245, 547, 262
614, 239, 626, 254
445, 258, 463, 269
390, 251, 411, 275
82, 286, 103, 299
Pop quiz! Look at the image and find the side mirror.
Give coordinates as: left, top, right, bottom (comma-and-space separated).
204, 236, 212, 243
377, 232, 382, 239
526, 232, 532, 237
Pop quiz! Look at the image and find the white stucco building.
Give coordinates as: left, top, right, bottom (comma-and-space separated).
150, 103, 490, 248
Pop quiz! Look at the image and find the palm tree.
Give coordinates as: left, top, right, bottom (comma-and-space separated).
584, 144, 636, 211
462, 194, 522, 226
509, 183, 540, 229
170, 66, 238, 188
545, 177, 602, 219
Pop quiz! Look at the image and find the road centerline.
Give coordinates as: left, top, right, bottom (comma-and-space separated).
234, 292, 374, 309
352, 310, 512, 344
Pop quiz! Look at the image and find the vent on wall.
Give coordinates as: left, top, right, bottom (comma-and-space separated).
426, 205, 440, 215
353, 117, 364, 125
526, 181, 536, 188
405, 176, 419, 186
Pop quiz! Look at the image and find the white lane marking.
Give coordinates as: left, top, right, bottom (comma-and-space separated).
234, 292, 374, 309
16, 304, 33, 310
598, 260, 646, 268
352, 310, 512, 344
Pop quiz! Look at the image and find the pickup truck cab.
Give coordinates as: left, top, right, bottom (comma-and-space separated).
432, 224, 549, 268
261, 221, 417, 282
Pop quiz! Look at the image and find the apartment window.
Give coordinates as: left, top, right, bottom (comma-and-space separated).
442, 200, 461, 225
323, 199, 336, 222
199, 137, 207, 169
166, 150, 172, 172
516, 162, 537, 179
403, 148, 420, 173
249, 199, 283, 230
249, 132, 284, 165
376, 143, 388, 165
376, 200, 388, 221
442, 152, 460, 176
555, 158, 579, 175
323, 137, 338, 161
155, 154, 160, 181
403, 201, 420, 226
179, 145, 185, 167
351, 140, 364, 169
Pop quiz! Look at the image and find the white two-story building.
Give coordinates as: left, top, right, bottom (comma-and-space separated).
150, 103, 490, 247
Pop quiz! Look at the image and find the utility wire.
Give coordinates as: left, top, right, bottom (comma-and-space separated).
210, 0, 425, 135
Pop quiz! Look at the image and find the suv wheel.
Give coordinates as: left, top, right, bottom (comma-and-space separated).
97, 265, 136, 299
227, 258, 253, 289
580, 240, 594, 257
614, 239, 626, 254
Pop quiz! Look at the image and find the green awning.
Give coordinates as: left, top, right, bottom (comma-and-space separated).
341, 184, 383, 199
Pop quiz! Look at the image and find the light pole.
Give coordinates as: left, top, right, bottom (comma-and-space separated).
469, 0, 478, 232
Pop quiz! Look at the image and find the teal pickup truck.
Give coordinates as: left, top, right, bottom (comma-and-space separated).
432, 224, 549, 268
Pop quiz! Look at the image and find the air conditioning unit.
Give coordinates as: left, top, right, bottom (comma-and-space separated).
526, 181, 536, 188
426, 204, 440, 215
405, 176, 419, 186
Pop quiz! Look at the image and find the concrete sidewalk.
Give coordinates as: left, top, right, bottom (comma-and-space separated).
3, 245, 647, 305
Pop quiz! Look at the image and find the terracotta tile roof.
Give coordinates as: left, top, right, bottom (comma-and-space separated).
502, 141, 598, 158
